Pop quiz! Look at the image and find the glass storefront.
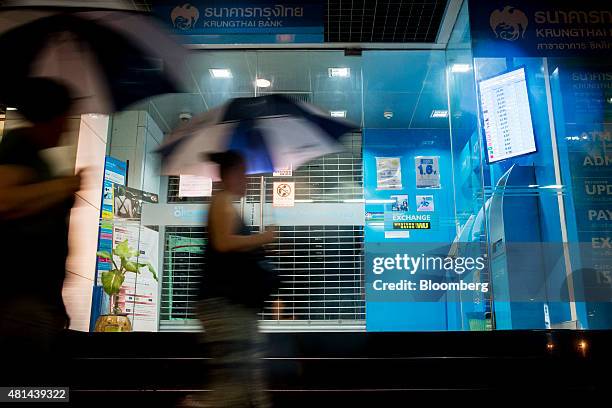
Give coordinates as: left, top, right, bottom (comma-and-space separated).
3, 1, 606, 333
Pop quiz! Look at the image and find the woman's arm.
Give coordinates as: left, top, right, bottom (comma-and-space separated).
209, 193, 275, 253
0, 165, 80, 220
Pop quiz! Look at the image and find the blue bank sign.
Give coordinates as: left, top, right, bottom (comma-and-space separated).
469, 0, 612, 57
153, 1, 324, 44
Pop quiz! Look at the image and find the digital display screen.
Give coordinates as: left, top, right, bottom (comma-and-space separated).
478, 67, 537, 163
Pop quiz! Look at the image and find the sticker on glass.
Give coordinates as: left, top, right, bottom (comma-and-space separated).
376, 157, 402, 190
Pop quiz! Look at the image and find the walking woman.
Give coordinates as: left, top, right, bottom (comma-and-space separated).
181, 150, 278, 408
0, 78, 82, 382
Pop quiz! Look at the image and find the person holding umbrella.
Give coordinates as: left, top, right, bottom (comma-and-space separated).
159, 94, 357, 408
0, 0, 187, 382
180, 150, 278, 408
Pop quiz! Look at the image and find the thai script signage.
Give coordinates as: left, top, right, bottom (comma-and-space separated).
469, 0, 612, 57
154, 1, 324, 44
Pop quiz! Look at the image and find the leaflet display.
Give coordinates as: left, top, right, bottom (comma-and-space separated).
479, 67, 537, 163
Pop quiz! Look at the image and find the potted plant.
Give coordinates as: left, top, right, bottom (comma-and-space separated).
94, 240, 157, 332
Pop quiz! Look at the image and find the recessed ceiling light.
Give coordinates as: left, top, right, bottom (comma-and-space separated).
255, 78, 271, 88
328, 67, 350, 78
6, 107, 17, 110
451, 64, 471, 73
209, 68, 232, 78
330, 110, 347, 118
383, 111, 393, 119
431, 110, 449, 118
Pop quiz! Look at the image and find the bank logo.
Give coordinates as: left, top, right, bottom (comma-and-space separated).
171, 3, 200, 30
490, 6, 528, 41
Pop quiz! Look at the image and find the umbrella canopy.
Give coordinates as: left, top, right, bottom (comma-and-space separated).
158, 94, 358, 180
0, 5, 187, 114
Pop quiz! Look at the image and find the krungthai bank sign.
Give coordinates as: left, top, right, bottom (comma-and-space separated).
154, 1, 324, 44
469, 0, 612, 57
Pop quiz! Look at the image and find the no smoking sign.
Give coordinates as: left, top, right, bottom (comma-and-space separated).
273, 182, 295, 207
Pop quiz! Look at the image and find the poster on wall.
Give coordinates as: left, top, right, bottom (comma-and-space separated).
376, 157, 402, 190
96, 220, 114, 275
101, 156, 126, 219
384, 194, 410, 238
382, 195, 435, 239
114, 185, 159, 220
415, 156, 441, 189
97, 156, 127, 277
273, 182, 295, 207
416, 195, 435, 212
101, 181, 114, 219
112, 224, 160, 332
178, 175, 213, 197
103, 156, 126, 186
391, 195, 409, 212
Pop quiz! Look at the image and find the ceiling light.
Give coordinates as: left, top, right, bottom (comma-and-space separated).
383, 111, 393, 119
6, 107, 16, 110
209, 68, 232, 78
328, 67, 350, 78
255, 78, 271, 88
431, 110, 449, 118
330, 110, 346, 118
451, 63, 471, 73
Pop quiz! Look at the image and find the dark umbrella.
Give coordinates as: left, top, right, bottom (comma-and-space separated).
0, 5, 187, 113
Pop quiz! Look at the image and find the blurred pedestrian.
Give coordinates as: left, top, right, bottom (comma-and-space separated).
180, 150, 279, 408
0, 78, 82, 377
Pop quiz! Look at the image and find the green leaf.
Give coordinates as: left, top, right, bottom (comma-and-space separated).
147, 263, 158, 281
96, 250, 112, 260
101, 270, 124, 296
124, 261, 139, 273
138, 262, 158, 281
114, 240, 131, 259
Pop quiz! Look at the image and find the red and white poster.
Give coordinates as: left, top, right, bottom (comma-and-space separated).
112, 223, 160, 332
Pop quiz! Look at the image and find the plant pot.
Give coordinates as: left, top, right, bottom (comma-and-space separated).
94, 314, 132, 332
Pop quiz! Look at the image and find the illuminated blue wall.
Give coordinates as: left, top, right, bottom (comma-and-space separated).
550, 59, 612, 329
363, 129, 459, 331
466, 0, 611, 329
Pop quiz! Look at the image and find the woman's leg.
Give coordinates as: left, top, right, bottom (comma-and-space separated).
180, 298, 270, 407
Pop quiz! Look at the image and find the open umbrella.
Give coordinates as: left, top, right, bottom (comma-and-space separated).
0, 2, 187, 113
157, 94, 358, 179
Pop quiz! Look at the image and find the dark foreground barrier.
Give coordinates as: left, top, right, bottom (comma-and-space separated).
1, 330, 609, 406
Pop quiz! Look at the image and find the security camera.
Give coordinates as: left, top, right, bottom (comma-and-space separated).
179, 112, 192, 122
